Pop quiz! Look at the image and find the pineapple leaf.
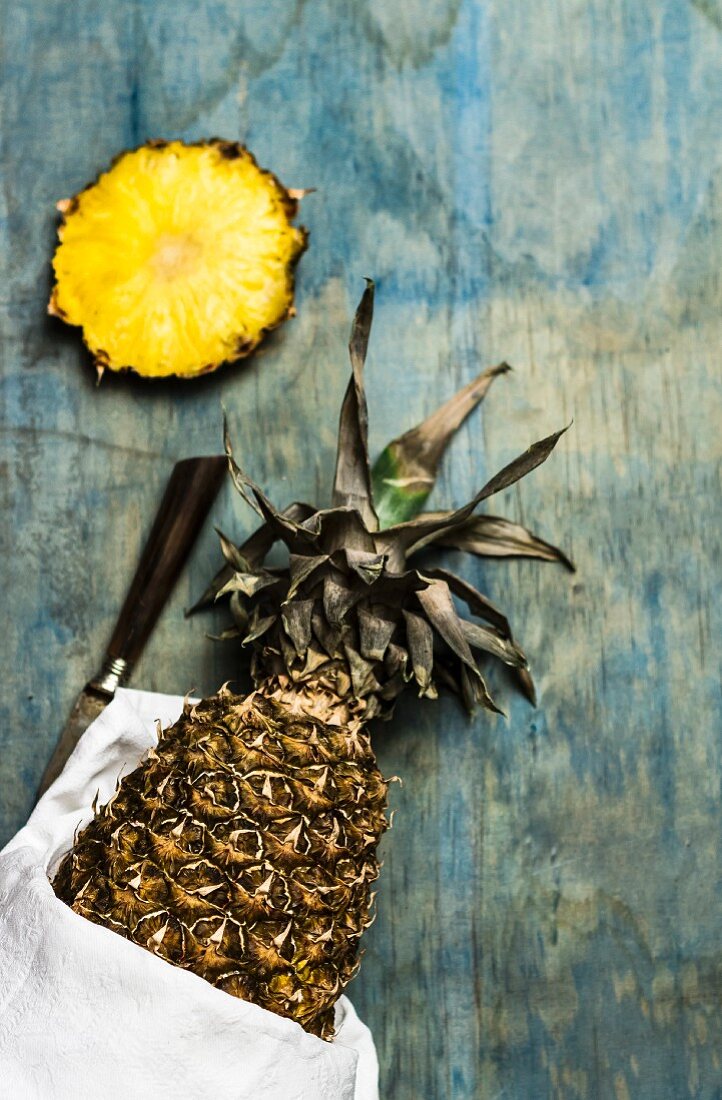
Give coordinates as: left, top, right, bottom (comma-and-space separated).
216, 527, 251, 572
332, 280, 379, 531
406, 512, 575, 570
515, 667, 537, 706
287, 554, 330, 599
402, 610, 435, 694
281, 599, 315, 655
304, 507, 376, 553
420, 567, 512, 637
375, 424, 570, 562
186, 502, 314, 616
343, 548, 387, 584
223, 413, 263, 519
215, 570, 280, 600
223, 418, 318, 553
438, 514, 574, 570
460, 620, 527, 668
371, 362, 511, 529
323, 576, 360, 625
242, 611, 276, 646
357, 608, 396, 662
460, 664, 501, 715
416, 579, 484, 682
422, 566, 537, 707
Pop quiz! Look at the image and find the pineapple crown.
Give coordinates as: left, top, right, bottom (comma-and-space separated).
191, 282, 572, 720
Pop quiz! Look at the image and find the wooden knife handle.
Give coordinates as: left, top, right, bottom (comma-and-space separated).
104, 456, 227, 671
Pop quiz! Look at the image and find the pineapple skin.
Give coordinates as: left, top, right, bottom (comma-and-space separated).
53, 689, 387, 1040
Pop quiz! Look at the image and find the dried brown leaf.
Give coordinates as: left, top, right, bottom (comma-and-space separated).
402, 610, 435, 694
281, 600, 315, 656
416, 580, 479, 677
417, 514, 574, 571
332, 281, 379, 531
460, 620, 526, 668
420, 567, 511, 637
357, 608, 396, 662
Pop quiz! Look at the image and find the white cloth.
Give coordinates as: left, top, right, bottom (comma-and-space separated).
0, 689, 378, 1100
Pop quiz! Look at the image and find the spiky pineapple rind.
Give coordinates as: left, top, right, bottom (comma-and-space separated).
54, 690, 387, 1040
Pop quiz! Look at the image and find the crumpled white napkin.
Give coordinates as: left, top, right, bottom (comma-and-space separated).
0, 688, 379, 1100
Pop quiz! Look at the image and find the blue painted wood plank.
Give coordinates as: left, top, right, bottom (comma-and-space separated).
2, 2, 722, 1096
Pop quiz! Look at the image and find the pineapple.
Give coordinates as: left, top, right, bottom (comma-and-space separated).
48, 140, 308, 380
53, 283, 571, 1039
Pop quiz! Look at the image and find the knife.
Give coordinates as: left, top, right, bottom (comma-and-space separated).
35, 454, 227, 800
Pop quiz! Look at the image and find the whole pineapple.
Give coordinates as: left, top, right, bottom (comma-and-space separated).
54, 284, 571, 1039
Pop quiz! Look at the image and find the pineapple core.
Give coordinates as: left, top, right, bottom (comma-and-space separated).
49, 140, 307, 379
151, 234, 204, 280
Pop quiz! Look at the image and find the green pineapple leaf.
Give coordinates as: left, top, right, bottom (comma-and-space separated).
371, 361, 511, 529
375, 424, 570, 566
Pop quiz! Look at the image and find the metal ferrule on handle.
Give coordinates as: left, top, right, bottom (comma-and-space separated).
87, 655, 132, 697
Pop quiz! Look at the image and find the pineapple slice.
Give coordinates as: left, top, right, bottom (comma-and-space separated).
49, 140, 308, 380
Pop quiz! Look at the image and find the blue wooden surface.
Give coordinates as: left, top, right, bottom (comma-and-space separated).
2, 3, 722, 1096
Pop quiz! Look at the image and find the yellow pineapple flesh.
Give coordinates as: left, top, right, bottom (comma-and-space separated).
49, 140, 307, 380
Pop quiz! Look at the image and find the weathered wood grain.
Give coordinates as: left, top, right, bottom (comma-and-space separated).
2, 2, 722, 1096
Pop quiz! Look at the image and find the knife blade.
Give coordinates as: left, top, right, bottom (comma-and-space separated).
36, 455, 227, 800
